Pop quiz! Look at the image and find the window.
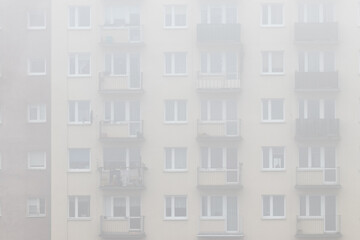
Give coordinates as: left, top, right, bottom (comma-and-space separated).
28, 104, 46, 123
27, 198, 46, 217
104, 196, 140, 218
164, 52, 187, 75
68, 53, 91, 76
164, 148, 187, 171
103, 147, 141, 170
299, 99, 335, 119
69, 149, 90, 171
201, 147, 237, 169
104, 6, 140, 27
262, 51, 284, 74
298, 3, 335, 23
104, 100, 140, 123
165, 196, 187, 219
201, 5, 237, 24
299, 52, 335, 72
164, 100, 187, 123
262, 147, 285, 170
262, 195, 285, 219
200, 52, 238, 79
68, 196, 90, 218
28, 151, 46, 169
27, 10, 46, 29
299, 146, 336, 169
202, 196, 224, 218
28, 57, 46, 75
0, 152, 2, 170
68, 101, 91, 124
261, 4, 283, 26
262, 99, 284, 122
104, 53, 140, 76
164, 5, 187, 28
68, 6, 91, 29
201, 100, 237, 122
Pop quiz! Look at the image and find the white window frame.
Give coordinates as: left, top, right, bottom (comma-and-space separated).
200, 52, 238, 76
299, 195, 326, 219
104, 53, 140, 76
164, 52, 187, 76
27, 198, 46, 217
27, 57, 47, 76
261, 99, 285, 122
68, 196, 91, 219
262, 51, 284, 75
299, 51, 336, 72
27, 10, 46, 29
68, 53, 91, 77
68, 101, 91, 124
164, 148, 187, 172
68, 148, 91, 172
104, 6, 140, 27
28, 151, 46, 170
164, 100, 187, 123
164, 195, 187, 220
261, 4, 284, 27
262, 195, 286, 219
28, 104, 47, 123
299, 146, 336, 169
201, 196, 225, 219
201, 5, 238, 24
68, 6, 91, 29
201, 99, 237, 123
164, 5, 187, 28
104, 196, 140, 219
262, 147, 285, 171
299, 3, 336, 23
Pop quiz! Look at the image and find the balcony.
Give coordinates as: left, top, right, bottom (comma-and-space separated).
197, 72, 241, 92
294, 22, 338, 43
99, 121, 144, 142
296, 168, 340, 189
295, 119, 339, 141
100, 216, 145, 239
197, 24, 241, 44
99, 72, 143, 94
99, 167, 145, 190
296, 215, 341, 238
100, 26, 143, 47
198, 217, 243, 238
197, 167, 242, 190
295, 72, 338, 92
197, 120, 241, 141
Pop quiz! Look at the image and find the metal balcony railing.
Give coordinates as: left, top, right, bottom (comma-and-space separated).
99, 72, 143, 92
99, 121, 143, 140
100, 25, 143, 45
197, 167, 242, 189
99, 167, 145, 189
100, 216, 145, 237
296, 215, 341, 237
197, 72, 241, 91
198, 216, 243, 237
197, 119, 241, 140
296, 167, 340, 188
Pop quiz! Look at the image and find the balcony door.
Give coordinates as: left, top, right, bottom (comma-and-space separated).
129, 197, 142, 231
226, 196, 238, 232
324, 196, 337, 232
226, 148, 238, 183
299, 99, 335, 120
129, 54, 141, 89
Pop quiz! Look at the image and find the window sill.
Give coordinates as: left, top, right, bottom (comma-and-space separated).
28, 121, 47, 123
261, 169, 286, 172
262, 216, 286, 220
164, 217, 188, 221
67, 122, 92, 126
28, 167, 46, 170
68, 217, 92, 221
163, 26, 188, 29
163, 121, 188, 125
163, 169, 188, 173
200, 216, 225, 220
27, 27, 47, 30
68, 169, 91, 173
261, 73, 285, 76
260, 24, 285, 28
261, 120, 285, 124
163, 74, 188, 77
67, 75, 92, 78
28, 73, 47, 76
27, 215, 46, 218
67, 27, 92, 30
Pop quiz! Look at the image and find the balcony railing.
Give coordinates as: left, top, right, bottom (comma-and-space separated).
295, 72, 338, 91
294, 22, 338, 43
296, 119, 339, 140
99, 72, 143, 93
198, 216, 243, 238
296, 215, 341, 238
197, 72, 241, 92
197, 167, 242, 189
296, 167, 340, 188
197, 120, 241, 141
99, 121, 143, 141
100, 216, 145, 238
99, 167, 145, 190
197, 24, 241, 43
100, 25, 143, 46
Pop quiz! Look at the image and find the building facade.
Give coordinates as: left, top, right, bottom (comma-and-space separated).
46, 0, 360, 239
0, 0, 51, 239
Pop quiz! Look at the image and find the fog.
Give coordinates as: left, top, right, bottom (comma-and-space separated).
0, 0, 356, 240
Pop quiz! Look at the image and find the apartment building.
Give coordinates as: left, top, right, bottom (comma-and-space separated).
51, 0, 360, 240
0, 0, 51, 239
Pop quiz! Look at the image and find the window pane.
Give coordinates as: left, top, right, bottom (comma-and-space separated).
165, 101, 175, 121
271, 99, 284, 120
210, 148, 222, 168
78, 7, 90, 27
211, 196, 223, 216
69, 149, 90, 170
174, 148, 186, 169
177, 101, 186, 121
78, 101, 90, 122
309, 196, 321, 216
272, 52, 283, 73
271, 5, 283, 25
174, 197, 186, 217
165, 197, 172, 217
174, 53, 186, 74
78, 196, 90, 217
273, 196, 285, 217
114, 198, 126, 217
263, 196, 270, 216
